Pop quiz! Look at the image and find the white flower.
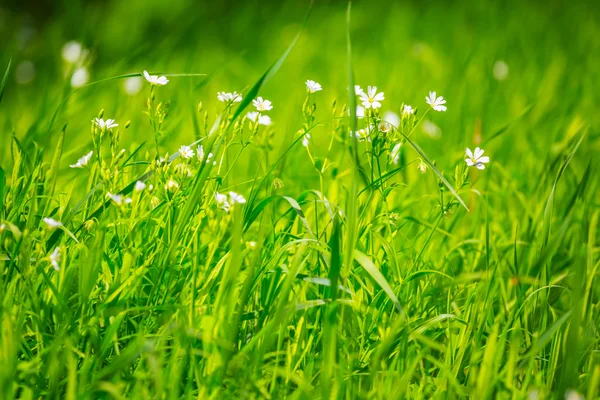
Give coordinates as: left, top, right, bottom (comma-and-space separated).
179, 145, 195, 159
134, 181, 146, 192
302, 134, 311, 147
107, 192, 132, 205
124, 76, 143, 95
196, 145, 205, 161
229, 191, 247, 205
351, 128, 371, 142
252, 97, 273, 112
143, 70, 169, 86
215, 192, 231, 212
426, 91, 447, 112
378, 122, 392, 133
50, 247, 61, 271
196, 145, 215, 164
305, 80, 322, 93
422, 120, 442, 138
0, 223, 6, 232
390, 142, 402, 164
465, 147, 490, 170
62, 41, 83, 63
383, 111, 400, 128
417, 161, 428, 173
71, 67, 89, 88
43, 217, 62, 229
493, 60, 509, 81
359, 86, 385, 109
402, 105, 415, 116
564, 390, 584, 400
246, 112, 272, 126
70, 150, 93, 168
348, 105, 365, 119
165, 180, 179, 191
354, 85, 364, 95
217, 91, 242, 103
93, 118, 118, 130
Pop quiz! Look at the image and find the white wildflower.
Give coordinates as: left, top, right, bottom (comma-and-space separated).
70, 67, 89, 88
384, 111, 400, 128
217, 91, 242, 103
390, 143, 402, 164
246, 112, 272, 126
359, 86, 385, 109
93, 118, 118, 130
417, 161, 428, 173
69, 151, 93, 168
179, 145, 195, 159
302, 134, 311, 147
402, 105, 415, 116
354, 85, 364, 95
305, 80, 322, 93
134, 180, 147, 192
465, 147, 490, 170
62, 41, 83, 63
50, 247, 61, 271
252, 96, 273, 112
165, 180, 179, 191
143, 70, 169, 86
124, 76, 143, 95
229, 191, 247, 205
215, 192, 231, 212
107, 192, 132, 206
43, 217, 62, 229
426, 91, 447, 112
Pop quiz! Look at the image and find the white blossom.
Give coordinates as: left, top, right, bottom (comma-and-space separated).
70, 151, 93, 168
426, 91, 447, 112
124, 77, 143, 95
50, 247, 61, 271
62, 41, 84, 63
402, 105, 415, 116
354, 85, 364, 95
143, 70, 169, 86
246, 112, 272, 126
43, 217, 62, 229
217, 91, 242, 103
179, 145, 195, 159
384, 111, 400, 128
359, 86, 384, 109
107, 192, 132, 206
305, 80, 322, 93
390, 143, 402, 164
252, 97, 273, 112
93, 118, 118, 130
134, 181, 147, 192
71, 67, 89, 88
465, 147, 490, 170
215, 192, 231, 212
302, 134, 311, 147
165, 180, 179, 191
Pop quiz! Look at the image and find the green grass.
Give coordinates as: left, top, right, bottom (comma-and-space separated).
0, 0, 599, 398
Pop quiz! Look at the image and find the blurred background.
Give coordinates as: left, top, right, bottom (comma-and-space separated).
0, 0, 598, 193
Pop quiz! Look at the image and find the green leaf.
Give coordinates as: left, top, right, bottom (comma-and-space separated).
353, 249, 403, 314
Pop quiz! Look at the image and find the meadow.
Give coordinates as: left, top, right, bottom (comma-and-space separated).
0, 0, 599, 398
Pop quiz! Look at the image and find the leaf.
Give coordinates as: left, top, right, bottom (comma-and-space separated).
353, 249, 403, 314
0, 56, 11, 106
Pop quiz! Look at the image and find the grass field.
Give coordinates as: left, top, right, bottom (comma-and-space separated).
0, 0, 599, 398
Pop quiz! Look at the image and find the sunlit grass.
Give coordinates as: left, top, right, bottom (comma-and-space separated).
0, 1, 599, 399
